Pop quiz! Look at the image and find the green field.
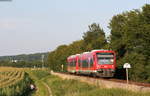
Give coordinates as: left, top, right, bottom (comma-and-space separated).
1, 67, 150, 96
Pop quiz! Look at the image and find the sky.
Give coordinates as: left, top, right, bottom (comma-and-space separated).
0, 0, 149, 56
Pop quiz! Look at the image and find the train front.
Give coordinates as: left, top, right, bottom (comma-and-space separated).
94, 50, 116, 77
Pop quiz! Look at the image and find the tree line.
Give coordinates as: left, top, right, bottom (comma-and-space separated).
47, 4, 150, 83
0, 53, 49, 68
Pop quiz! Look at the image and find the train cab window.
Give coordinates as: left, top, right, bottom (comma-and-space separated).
96, 53, 114, 65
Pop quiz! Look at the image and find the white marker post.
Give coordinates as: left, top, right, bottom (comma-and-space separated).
123, 63, 131, 84
61, 64, 64, 72
41, 55, 44, 69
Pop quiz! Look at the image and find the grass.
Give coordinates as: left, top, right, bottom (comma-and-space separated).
26, 69, 51, 96
26, 69, 150, 96
43, 75, 150, 96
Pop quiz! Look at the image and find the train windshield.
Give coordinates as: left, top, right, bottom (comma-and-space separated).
96, 53, 114, 65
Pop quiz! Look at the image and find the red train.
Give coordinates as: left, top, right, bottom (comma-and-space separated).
67, 49, 116, 77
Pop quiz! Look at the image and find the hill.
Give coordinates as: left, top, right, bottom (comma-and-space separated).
0, 52, 48, 62
0, 52, 49, 68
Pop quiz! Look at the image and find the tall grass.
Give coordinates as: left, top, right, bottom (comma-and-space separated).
44, 75, 150, 96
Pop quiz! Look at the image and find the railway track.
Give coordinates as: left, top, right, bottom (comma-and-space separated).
105, 78, 150, 87
75, 73, 150, 88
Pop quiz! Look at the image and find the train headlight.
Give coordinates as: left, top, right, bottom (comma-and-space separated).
110, 59, 114, 62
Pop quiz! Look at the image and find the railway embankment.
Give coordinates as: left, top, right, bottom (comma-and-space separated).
51, 72, 150, 93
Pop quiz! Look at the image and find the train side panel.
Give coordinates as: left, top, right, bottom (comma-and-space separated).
67, 49, 116, 77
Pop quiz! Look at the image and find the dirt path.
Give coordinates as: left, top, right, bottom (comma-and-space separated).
27, 70, 52, 96
42, 82, 53, 96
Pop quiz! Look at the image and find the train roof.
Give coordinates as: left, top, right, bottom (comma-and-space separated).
91, 49, 115, 52
68, 54, 80, 59
91, 49, 106, 52
82, 52, 90, 54
67, 49, 115, 59
75, 54, 80, 56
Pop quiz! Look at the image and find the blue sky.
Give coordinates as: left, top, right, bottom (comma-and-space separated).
0, 0, 149, 56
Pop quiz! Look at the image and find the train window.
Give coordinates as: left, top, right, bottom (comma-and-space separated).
73, 60, 76, 67
96, 53, 114, 65
71, 60, 74, 67
97, 53, 113, 55
80, 59, 82, 67
68, 62, 70, 66
82, 60, 88, 68
71, 61, 72, 67
75, 60, 77, 67
78, 59, 81, 67
90, 58, 93, 67
72, 60, 74, 67
97, 57, 114, 65
82, 61, 84, 67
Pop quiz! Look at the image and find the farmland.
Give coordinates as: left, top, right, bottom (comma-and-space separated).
0, 67, 32, 96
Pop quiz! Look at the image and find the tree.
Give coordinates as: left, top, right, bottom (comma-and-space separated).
47, 40, 84, 72
109, 4, 150, 82
83, 23, 107, 51
108, 14, 128, 58
47, 45, 68, 71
